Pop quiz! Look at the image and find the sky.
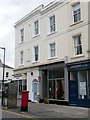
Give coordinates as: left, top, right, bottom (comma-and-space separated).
0, 0, 53, 68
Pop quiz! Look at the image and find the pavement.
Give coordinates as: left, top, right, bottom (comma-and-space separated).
1, 99, 89, 119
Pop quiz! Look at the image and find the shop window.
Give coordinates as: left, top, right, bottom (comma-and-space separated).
78, 71, 87, 99
49, 79, 64, 100
49, 69, 64, 79
70, 71, 77, 80
49, 80, 55, 99
56, 80, 64, 100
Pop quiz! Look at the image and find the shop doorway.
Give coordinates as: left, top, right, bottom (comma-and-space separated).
33, 79, 38, 101
69, 81, 77, 105
69, 71, 77, 105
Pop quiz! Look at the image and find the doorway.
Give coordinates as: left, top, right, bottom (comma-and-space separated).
69, 71, 77, 105
33, 79, 38, 101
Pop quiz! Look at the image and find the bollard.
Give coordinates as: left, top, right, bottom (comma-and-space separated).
21, 90, 29, 112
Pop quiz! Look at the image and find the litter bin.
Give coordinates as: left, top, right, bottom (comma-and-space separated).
21, 90, 29, 111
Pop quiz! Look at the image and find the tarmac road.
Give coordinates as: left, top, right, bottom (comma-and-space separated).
1, 109, 35, 120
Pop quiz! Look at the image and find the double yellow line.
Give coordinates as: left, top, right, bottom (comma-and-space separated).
0, 108, 37, 119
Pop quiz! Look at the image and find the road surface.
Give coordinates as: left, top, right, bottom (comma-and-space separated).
1, 108, 35, 120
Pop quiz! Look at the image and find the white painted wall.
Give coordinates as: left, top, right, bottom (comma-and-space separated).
27, 67, 39, 101
14, 1, 89, 70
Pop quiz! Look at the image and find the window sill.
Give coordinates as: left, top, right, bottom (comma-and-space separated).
19, 64, 24, 67
47, 31, 57, 36
47, 56, 57, 60
71, 54, 84, 59
19, 41, 24, 45
32, 60, 39, 64
70, 20, 83, 27
32, 34, 40, 38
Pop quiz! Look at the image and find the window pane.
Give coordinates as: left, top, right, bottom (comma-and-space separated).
34, 46, 38, 61
78, 71, 87, 99
19, 80, 22, 95
21, 29, 24, 42
50, 43, 56, 57
49, 69, 64, 79
70, 71, 77, 80
56, 80, 64, 100
20, 51, 23, 64
34, 20, 39, 35
49, 80, 55, 99
74, 35, 82, 55
23, 80, 27, 90
73, 3, 81, 22
50, 15, 55, 32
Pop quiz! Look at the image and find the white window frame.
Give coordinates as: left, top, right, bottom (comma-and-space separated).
34, 46, 39, 61
20, 29, 24, 43
34, 20, 39, 35
32, 45, 40, 62
73, 34, 82, 56
19, 50, 24, 65
48, 42, 56, 58
49, 15, 56, 33
72, 2, 81, 23
32, 20, 40, 37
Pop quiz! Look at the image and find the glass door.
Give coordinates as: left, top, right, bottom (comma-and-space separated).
49, 80, 55, 99
33, 82, 38, 100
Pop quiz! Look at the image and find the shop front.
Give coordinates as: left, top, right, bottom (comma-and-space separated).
67, 60, 90, 107
39, 61, 68, 104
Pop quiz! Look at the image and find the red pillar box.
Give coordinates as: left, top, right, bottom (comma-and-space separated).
21, 90, 29, 111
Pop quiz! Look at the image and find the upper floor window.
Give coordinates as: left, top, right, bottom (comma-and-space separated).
20, 51, 24, 65
34, 20, 39, 35
72, 3, 81, 23
73, 34, 82, 55
49, 43, 56, 58
49, 15, 56, 33
34, 46, 39, 61
20, 29, 24, 43
6, 72, 9, 77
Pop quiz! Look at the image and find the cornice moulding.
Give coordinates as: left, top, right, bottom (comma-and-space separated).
14, 0, 69, 28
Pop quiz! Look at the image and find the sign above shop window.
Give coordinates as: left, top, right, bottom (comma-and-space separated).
68, 62, 90, 70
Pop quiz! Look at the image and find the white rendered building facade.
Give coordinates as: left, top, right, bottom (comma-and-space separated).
14, 0, 90, 106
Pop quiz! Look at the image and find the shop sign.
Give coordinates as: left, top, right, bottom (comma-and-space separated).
69, 63, 90, 70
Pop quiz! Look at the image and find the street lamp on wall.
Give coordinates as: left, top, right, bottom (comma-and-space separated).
0, 47, 6, 106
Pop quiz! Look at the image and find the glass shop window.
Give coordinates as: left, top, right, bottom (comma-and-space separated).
78, 71, 87, 99
70, 71, 77, 80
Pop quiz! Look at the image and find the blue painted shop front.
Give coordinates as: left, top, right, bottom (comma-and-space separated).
67, 60, 90, 107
